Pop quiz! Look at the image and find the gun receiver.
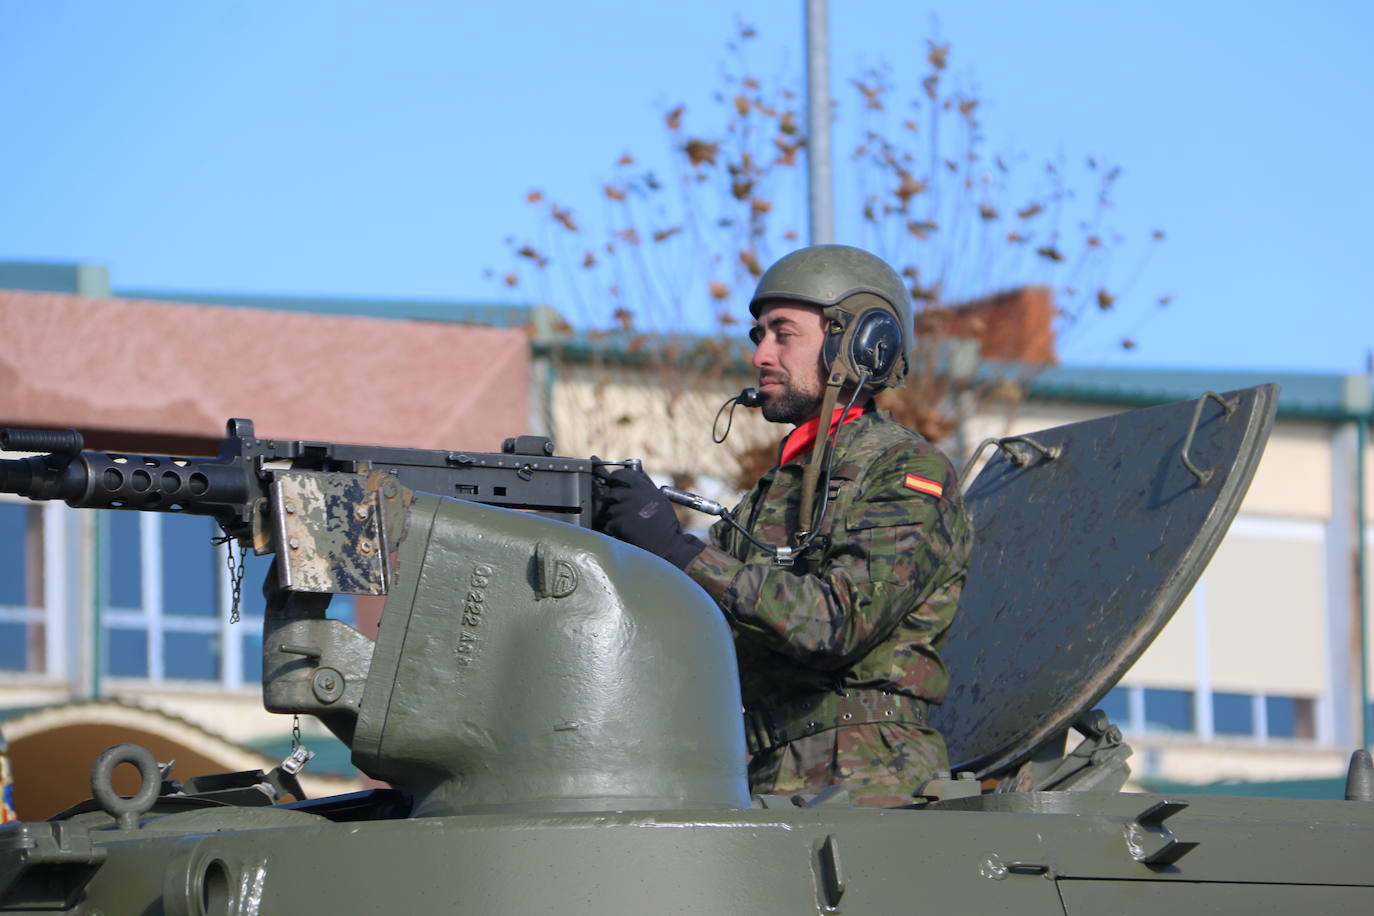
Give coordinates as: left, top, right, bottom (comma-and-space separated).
0, 417, 617, 545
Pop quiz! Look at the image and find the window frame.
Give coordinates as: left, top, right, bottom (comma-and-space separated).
1103, 684, 1320, 745
0, 497, 67, 681
100, 511, 261, 690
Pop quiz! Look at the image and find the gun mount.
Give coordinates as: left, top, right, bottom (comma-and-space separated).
4, 385, 1374, 915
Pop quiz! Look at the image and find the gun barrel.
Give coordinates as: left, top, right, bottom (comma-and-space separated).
66, 451, 252, 514
0, 441, 254, 530
0, 454, 84, 502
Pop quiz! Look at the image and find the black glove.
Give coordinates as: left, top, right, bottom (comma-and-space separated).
590, 456, 616, 532
593, 464, 705, 570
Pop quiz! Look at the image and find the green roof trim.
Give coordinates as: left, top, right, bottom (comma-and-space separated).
1029, 365, 1373, 422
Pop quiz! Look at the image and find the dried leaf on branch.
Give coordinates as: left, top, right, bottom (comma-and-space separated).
894, 173, 927, 205
684, 138, 719, 166
906, 220, 939, 239
927, 41, 950, 71
551, 205, 579, 232
740, 249, 762, 277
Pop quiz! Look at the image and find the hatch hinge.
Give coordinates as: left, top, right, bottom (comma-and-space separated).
998, 708, 1134, 793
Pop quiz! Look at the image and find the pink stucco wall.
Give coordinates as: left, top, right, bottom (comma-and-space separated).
0, 291, 531, 451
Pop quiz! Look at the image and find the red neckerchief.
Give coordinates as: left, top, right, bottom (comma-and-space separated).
778, 405, 866, 467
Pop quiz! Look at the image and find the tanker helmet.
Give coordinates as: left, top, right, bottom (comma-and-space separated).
749, 245, 913, 390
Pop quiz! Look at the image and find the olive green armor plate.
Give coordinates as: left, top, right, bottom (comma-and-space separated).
932, 385, 1278, 776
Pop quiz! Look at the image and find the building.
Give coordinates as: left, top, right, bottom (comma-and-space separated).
0, 261, 532, 817
1, 259, 1370, 815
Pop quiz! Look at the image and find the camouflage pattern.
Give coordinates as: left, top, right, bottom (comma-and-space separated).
270, 469, 396, 596
685, 409, 972, 801
748, 722, 947, 808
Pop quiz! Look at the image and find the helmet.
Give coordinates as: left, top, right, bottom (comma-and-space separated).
749, 245, 913, 390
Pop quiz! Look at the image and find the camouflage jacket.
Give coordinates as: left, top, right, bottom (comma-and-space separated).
685, 409, 972, 716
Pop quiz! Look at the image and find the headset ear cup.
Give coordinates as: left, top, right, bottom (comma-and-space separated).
848, 309, 902, 384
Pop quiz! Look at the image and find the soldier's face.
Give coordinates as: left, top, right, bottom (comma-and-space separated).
750, 302, 828, 425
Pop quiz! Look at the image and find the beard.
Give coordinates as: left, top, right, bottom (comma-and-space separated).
760, 379, 824, 424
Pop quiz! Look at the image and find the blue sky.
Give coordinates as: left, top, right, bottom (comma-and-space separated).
2, 1, 1371, 374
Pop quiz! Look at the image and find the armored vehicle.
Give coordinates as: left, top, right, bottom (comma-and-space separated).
2, 384, 1373, 914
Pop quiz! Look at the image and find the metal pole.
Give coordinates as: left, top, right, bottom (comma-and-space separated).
805, 0, 834, 245
1358, 416, 1370, 748
90, 512, 102, 699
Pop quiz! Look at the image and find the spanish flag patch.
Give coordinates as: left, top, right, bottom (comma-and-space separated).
904, 473, 943, 498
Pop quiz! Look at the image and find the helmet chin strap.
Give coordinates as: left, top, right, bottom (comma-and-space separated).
795, 380, 842, 544
795, 324, 876, 546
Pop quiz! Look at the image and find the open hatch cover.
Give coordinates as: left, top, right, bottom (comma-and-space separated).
930, 385, 1278, 778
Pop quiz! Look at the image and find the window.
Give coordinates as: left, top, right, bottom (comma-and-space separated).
1143, 688, 1194, 734
1113, 684, 1319, 744
1096, 686, 1130, 726
0, 502, 52, 675
102, 512, 251, 686
101, 511, 362, 689
1212, 691, 1255, 736
1265, 695, 1316, 741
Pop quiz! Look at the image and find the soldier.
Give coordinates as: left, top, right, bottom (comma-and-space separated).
596, 245, 973, 806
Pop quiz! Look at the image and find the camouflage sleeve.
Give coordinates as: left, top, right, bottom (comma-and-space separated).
685, 444, 969, 669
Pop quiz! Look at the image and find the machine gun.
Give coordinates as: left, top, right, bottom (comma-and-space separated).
0, 416, 752, 856
0, 418, 634, 595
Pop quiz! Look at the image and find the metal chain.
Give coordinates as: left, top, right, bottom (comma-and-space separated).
282, 713, 315, 775
212, 536, 248, 624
